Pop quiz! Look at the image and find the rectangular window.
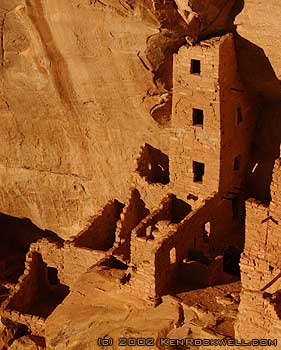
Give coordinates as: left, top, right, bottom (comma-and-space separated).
193, 161, 205, 183
232, 197, 239, 219
190, 59, 201, 75
203, 222, 210, 242
237, 107, 242, 125
233, 155, 241, 171
170, 247, 176, 264
192, 108, 204, 126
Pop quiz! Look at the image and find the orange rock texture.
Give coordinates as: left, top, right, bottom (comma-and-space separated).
0, 0, 280, 349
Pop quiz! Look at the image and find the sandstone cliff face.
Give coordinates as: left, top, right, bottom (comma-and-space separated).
0, 0, 239, 238
1, 1, 281, 349
236, 0, 281, 82
0, 0, 165, 238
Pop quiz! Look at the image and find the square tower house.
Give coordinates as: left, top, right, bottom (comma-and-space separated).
170, 34, 254, 199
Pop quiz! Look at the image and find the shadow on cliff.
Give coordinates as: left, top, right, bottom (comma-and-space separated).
235, 35, 281, 203
0, 213, 63, 283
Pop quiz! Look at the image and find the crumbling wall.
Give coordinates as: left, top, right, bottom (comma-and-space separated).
30, 240, 64, 282
154, 193, 243, 297
270, 158, 281, 212
0, 251, 45, 336
0, 310, 45, 337
62, 244, 105, 286
175, 193, 244, 259
136, 144, 170, 185
240, 200, 271, 290
130, 194, 173, 265
129, 194, 189, 302
236, 157, 281, 342
128, 240, 157, 302
3, 249, 69, 330
4, 252, 43, 315
132, 143, 172, 209
154, 230, 179, 297
74, 199, 124, 251
129, 192, 243, 301
0, 214, 62, 283
236, 289, 281, 345
114, 188, 149, 261
30, 239, 105, 287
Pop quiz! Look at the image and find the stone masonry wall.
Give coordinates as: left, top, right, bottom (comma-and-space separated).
129, 191, 244, 301
130, 195, 173, 266
129, 195, 174, 301
1, 251, 45, 336
170, 37, 221, 199
5, 252, 42, 315
114, 188, 149, 261
154, 192, 243, 298
30, 239, 106, 287
236, 157, 281, 343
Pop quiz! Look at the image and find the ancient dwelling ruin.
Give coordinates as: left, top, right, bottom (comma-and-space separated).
0, 31, 259, 347
0, 5, 280, 348
123, 33, 255, 304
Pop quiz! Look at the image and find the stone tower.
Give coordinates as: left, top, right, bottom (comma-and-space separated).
170, 34, 254, 201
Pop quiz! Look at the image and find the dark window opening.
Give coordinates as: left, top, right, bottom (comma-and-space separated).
269, 265, 274, 272
237, 107, 242, 125
187, 249, 210, 265
186, 193, 198, 201
233, 155, 241, 171
145, 225, 155, 240
232, 197, 239, 220
193, 161, 205, 183
136, 144, 170, 185
223, 246, 241, 277
190, 59, 201, 75
120, 272, 131, 285
99, 256, 128, 270
171, 197, 191, 223
203, 222, 210, 242
192, 108, 204, 126
47, 267, 60, 285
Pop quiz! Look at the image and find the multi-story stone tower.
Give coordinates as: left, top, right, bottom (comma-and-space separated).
170, 33, 254, 201
127, 34, 256, 304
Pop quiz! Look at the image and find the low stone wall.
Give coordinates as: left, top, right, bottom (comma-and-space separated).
1, 309, 45, 336
30, 239, 106, 287
1, 251, 45, 336
114, 188, 149, 261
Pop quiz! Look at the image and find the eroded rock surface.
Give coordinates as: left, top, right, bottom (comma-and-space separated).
0, 0, 240, 238
1, 0, 281, 349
